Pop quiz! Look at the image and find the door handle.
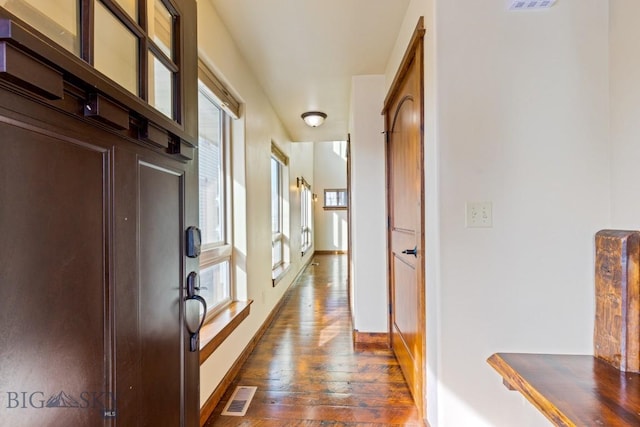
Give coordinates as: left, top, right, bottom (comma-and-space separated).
185, 294, 207, 352
402, 246, 418, 257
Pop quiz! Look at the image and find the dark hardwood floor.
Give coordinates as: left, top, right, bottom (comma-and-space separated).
203, 254, 422, 426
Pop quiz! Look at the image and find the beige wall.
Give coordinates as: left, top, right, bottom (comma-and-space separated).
197, 0, 314, 407
349, 75, 388, 333
313, 141, 348, 252
388, 0, 609, 426
196, 0, 632, 424
610, 0, 640, 228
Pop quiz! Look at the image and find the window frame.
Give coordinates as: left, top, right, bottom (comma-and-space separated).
1, 0, 183, 122
95, 0, 181, 121
299, 177, 312, 255
196, 60, 250, 364
271, 155, 284, 270
270, 142, 289, 275
197, 71, 233, 321
323, 188, 348, 210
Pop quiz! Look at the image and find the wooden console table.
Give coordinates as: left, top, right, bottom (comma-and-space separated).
488, 353, 640, 426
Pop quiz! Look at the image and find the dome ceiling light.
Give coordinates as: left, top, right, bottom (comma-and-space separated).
301, 111, 327, 127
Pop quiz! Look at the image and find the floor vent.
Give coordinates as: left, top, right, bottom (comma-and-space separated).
221, 386, 257, 417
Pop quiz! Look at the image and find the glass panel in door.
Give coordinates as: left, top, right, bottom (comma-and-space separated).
94, 1, 139, 95
2, 0, 80, 55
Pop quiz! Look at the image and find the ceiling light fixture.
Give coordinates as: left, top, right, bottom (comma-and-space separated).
301, 111, 327, 127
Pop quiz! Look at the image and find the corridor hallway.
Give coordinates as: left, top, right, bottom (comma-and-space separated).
204, 254, 422, 426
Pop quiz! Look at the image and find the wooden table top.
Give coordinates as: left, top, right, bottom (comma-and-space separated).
488, 353, 640, 427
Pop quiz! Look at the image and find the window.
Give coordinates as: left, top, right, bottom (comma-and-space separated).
324, 189, 348, 210
271, 143, 288, 272
3, 0, 181, 121
299, 178, 312, 254
94, 1, 139, 94
197, 61, 250, 361
198, 76, 232, 317
2, 0, 80, 54
271, 156, 283, 269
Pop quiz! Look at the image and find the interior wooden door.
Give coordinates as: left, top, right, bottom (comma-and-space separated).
384, 18, 426, 419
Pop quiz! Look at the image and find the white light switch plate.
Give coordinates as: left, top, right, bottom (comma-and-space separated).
466, 202, 493, 228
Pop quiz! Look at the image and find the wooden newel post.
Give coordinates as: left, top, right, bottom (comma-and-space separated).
594, 230, 640, 372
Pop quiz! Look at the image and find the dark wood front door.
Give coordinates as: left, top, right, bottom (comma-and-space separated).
0, 0, 199, 423
384, 18, 426, 419
0, 117, 109, 427
0, 87, 198, 427
113, 150, 199, 427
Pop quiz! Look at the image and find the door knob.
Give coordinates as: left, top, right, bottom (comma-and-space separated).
185, 294, 207, 352
402, 246, 418, 257
185, 271, 207, 352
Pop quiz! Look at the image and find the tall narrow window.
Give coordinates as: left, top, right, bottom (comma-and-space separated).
300, 178, 312, 255
146, 0, 176, 119
198, 78, 232, 317
271, 156, 283, 269
271, 143, 288, 273
94, 1, 139, 95
147, 0, 172, 56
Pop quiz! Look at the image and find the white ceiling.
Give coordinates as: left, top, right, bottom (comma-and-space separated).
209, 0, 410, 142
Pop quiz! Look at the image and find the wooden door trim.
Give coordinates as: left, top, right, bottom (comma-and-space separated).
383, 16, 426, 419
347, 134, 353, 319
383, 17, 425, 115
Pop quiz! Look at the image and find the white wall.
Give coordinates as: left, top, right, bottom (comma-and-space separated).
610, 0, 640, 228
349, 75, 388, 333
387, 1, 610, 426
197, 0, 315, 407
198, 0, 621, 424
313, 141, 348, 252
